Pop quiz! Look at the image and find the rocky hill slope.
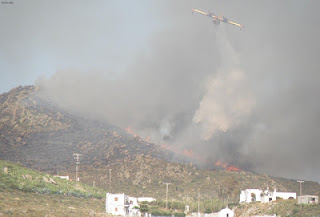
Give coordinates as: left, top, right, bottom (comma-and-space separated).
0, 85, 171, 169
1, 86, 320, 203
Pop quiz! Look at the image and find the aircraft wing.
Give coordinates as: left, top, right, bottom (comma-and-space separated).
192, 8, 244, 29
192, 8, 219, 19
227, 20, 245, 29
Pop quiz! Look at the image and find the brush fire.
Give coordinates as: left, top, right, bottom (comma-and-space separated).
215, 160, 242, 172
125, 126, 242, 172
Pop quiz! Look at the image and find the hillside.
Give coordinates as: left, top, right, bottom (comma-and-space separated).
0, 159, 107, 216
97, 155, 320, 201
0, 190, 107, 217
235, 200, 320, 217
3, 160, 320, 217
0, 86, 171, 169
0, 159, 105, 197
1, 86, 320, 204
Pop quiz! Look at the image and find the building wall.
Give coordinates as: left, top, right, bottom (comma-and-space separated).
106, 193, 127, 216
240, 189, 263, 203
274, 192, 296, 200
137, 197, 156, 203
218, 207, 234, 217
240, 189, 296, 203
261, 191, 296, 203
106, 193, 142, 216
261, 195, 275, 203
298, 195, 319, 204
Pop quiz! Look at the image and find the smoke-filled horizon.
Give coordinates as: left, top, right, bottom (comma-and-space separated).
2, 1, 320, 182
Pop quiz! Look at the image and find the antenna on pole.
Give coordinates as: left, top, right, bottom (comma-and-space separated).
73, 153, 82, 182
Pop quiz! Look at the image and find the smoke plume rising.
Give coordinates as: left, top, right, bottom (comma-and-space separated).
193, 69, 255, 140
25, 1, 320, 182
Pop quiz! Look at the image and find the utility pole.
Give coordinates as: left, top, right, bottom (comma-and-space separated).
198, 189, 201, 217
297, 180, 304, 196
164, 182, 171, 209
108, 169, 112, 193
73, 153, 82, 182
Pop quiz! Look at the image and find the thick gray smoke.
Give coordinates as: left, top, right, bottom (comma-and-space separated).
32, 1, 320, 182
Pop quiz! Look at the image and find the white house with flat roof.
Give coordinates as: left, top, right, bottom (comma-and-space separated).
240, 189, 296, 203
106, 193, 127, 216
240, 189, 263, 203
106, 193, 141, 216
261, 190, 296, 203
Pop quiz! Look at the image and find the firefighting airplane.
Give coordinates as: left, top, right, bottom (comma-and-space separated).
192, 8, 245, 30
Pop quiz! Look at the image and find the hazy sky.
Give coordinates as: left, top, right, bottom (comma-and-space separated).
0, 0, 164, 93
2, 1, 320, 182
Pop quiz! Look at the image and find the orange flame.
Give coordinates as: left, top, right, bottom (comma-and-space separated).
226, 166, 241, 172
215, 160, 241, 172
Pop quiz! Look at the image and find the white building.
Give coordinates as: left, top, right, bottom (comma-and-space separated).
200, 207, 234, 217
137, 197, 156, 203
298, 195, 319, 204
106, 193, 127, 216
240, 189, 296, 203
218, 207, 234, 217
261, 190, 296, 203
106, 193, 141, 216
240, 189, 263, 203
128, 196, 141, 216
53, 175, 69, 181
